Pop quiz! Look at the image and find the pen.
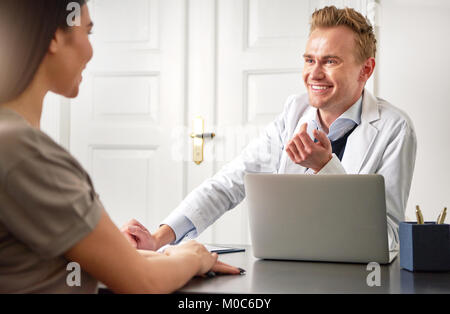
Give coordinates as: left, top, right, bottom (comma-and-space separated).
415, 205, 424, 224
437, 207, 447, 224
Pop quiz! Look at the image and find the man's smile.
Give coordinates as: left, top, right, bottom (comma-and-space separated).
309, 84, 334, 94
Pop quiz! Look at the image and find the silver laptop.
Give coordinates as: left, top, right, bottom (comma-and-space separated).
245, 174, 397, 264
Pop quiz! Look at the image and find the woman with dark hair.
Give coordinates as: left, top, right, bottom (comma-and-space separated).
0, 0, 240, 294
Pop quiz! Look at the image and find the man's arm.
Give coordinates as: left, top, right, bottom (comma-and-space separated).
374, 121, 417, 250
158, 120, 286, 243
122, 96, 296, 249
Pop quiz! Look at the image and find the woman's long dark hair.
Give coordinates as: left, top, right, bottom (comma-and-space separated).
0, 0, 86, 104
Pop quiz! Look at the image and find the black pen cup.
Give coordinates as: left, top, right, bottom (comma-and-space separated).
399, 222, 450, 272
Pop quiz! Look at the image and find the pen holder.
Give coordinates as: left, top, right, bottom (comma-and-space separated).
399, 222, 450, 272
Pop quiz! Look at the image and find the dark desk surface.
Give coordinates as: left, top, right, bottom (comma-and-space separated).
178, 245, 450, 294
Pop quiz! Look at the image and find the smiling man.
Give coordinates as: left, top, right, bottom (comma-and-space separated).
122, 6, 417, 252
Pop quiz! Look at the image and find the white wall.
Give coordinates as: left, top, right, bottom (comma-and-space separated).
377, 0, 450, 221
41, 92, 71, 150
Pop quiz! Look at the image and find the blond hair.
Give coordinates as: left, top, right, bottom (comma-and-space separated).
310, 6, 376, 63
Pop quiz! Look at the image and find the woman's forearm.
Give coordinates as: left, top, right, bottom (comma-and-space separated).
65, 210, 202, 294
139, 252, 201, 293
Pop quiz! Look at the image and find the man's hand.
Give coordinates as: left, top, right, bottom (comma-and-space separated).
120, 219, 159, 250
285, 123, 332, 173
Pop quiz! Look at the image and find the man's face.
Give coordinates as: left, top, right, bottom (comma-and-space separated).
302, 26, 367, 112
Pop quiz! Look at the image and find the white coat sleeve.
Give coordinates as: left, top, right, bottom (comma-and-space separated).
164, 96, 294, 236
375, 121, 417, 251
315, 154, 346, 174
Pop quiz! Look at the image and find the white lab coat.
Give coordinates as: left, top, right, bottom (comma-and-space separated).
172, 89, 417, 250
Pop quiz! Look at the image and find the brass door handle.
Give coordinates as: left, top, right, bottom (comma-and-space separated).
190, 132, 215, 139
191, 117, 215, 165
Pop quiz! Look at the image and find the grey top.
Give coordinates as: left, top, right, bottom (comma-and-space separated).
179, 245, 450, 294
0, 107, 102, 293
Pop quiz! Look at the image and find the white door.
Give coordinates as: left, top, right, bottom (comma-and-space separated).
69, 0, 186, 231
46, 0, 376, 244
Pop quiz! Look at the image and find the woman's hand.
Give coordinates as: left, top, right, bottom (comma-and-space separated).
162, 240, 242, 276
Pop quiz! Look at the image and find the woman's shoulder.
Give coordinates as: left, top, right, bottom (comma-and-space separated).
0, 109, 75, 177
0, 109, 39, 152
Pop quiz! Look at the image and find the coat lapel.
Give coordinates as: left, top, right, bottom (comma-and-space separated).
341, 89, 380, 174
